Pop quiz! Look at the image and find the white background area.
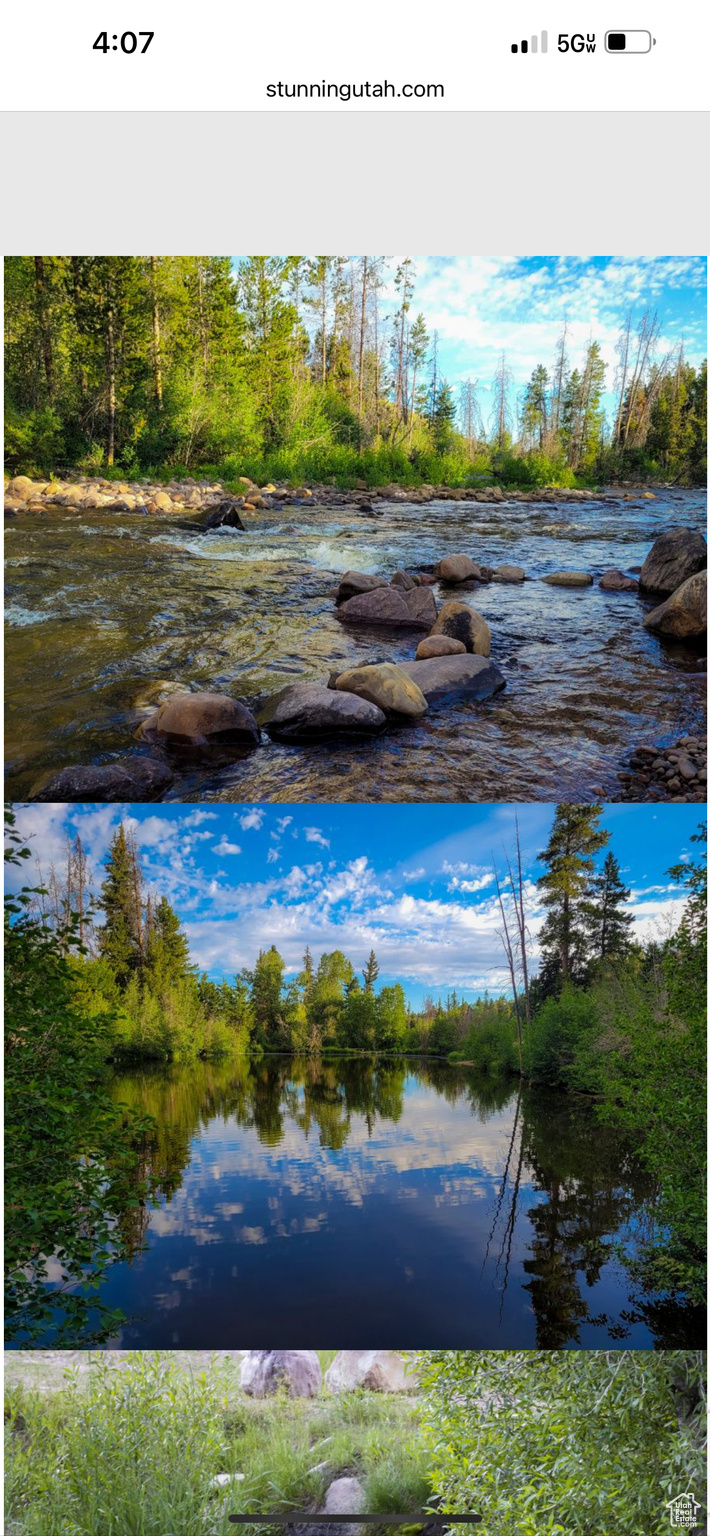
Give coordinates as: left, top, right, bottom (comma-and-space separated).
2, 112, 709, 256
1, 1, 708, 112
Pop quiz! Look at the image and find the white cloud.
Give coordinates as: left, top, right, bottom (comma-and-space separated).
214, 837, 242, 856
304, 827, 330, 849
277, 816, 293, 833
239, 808, 265, 831
183, 810, 218, 827
267, 848, 280, 864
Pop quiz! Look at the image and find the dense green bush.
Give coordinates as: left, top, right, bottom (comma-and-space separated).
416, 1350, 706, 1536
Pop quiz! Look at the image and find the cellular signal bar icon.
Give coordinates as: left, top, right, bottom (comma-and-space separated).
511, 31, 548, 52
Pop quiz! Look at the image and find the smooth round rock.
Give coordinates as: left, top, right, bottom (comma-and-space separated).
430, 600, 491, 656
436, 554, 481, 583
325, 1351, 414, 1393
336, 662, 428, 717
492, 564, 525, 582
31, 757, 174, 803
542, 571, 593, 587
643, 569, 707, 639
260, 683, 386, 740
416, 635, 467, 660
599, 568, 640, 592
639, 527, 707, 594
399, 654, 505, 703
138, 691, 259, 752
240, 1351, 322, 1399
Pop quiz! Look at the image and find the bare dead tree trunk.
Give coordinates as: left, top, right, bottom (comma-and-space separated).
357, 256, 368, 421
494, 861, 524, 1074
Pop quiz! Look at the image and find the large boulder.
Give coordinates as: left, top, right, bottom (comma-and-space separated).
639, 527, 707, 594
260, 683, 386, 740
240, 1351, 322, 1399
293, 1477, 367, 1536
335, 662, 428, 718
336, 571, 388, 603
436, 554, 481, 583
31, 756, 174, 802
415, 635, 466, 660
399, 654, 505, 704
5, 475, 35, 501
430, 600, 491, 656
542, 571, 593, 587
599, 568, 640, 592
337, 585, 435, 630
325, 1351, 414, 1394
203, 499, 246, 531
642, 569, 707, 640
138, 691, 259, 754
147, 491, 174, 513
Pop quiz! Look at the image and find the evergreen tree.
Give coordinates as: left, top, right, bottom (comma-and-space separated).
99, 825, 142, 986
362, 949, 380, 992
145, 895, 193, 990
537, 804, 610, 986
586, 851, 634, 961
249, 945, 286, 1046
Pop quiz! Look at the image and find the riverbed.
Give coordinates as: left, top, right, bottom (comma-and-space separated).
10, 1055, 701, 1351
4, 489, 706, 801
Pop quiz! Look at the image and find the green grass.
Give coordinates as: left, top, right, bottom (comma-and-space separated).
4, 1352, 428, 1536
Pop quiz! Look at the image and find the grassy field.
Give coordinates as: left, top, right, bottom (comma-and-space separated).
4, 1351, 427, 1536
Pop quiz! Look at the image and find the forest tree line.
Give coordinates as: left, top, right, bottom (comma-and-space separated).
5, 255, 707, 487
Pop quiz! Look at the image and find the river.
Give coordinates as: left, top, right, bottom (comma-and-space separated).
13, 1054, 700, 1351
4, 489, 706, 801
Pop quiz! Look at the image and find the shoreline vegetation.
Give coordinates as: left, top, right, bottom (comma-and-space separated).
5, 257, 707, 489
5, 804, 706, 1342
5, 1350, 706, 1536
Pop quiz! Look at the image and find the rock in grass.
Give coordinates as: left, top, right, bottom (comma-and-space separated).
293, 1477, 367, 1536
137, 691, 259, 755
430, 600, 491, 656
415, 635, 467, 660
643, 569, 707, 639
435, 554, 482, 582
335, 662, 428, 718
542, 571, 593, 587
337, 585, 435, 630
639, 526, 707, 594
399, 654, 505, 704
240, 1350, 322, 1399
336, 570, 388, 603
260, 683, 386, 740
599, 568, 639, 592
325, 1351, 415, 1393
31, 757, 174, 802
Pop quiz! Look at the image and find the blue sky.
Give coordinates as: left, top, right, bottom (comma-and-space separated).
233, 255, 707, 429
13, 802, 701, 1006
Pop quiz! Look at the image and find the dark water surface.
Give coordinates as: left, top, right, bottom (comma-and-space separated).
4, 490, 706, 801
36, 1055, 700, 1351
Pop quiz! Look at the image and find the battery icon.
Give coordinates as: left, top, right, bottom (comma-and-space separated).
605, 29, 655, 51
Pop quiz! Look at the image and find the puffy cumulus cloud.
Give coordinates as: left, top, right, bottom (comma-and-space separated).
276, 816, 293, 833
239, 808, 265, 831
214, 837, 242, 856
183, 810, 218, 827
304, 826, 330, 849
442, 859, 496, 894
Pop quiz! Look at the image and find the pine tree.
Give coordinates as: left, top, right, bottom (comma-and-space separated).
145, 895, 193, 990
586, 851, 634, 961
537, 804, 610, 986
99, 824, 142, 985
362, 949, 380, 991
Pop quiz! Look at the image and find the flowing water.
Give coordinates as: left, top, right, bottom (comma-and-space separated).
4, 490, 706, 801
18, 1055, 700, 1351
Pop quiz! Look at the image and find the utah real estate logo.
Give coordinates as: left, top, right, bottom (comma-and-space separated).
666, 1493, 703, 1529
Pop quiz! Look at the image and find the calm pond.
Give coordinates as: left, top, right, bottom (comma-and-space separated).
4, 489, 706, 801
37, 1055, 702, 1350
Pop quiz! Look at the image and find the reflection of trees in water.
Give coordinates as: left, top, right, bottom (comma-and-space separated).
480, 1084, 670, 1348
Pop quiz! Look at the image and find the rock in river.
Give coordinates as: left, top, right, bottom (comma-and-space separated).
336, 570, 388, 603
31, 756, 174, 802
639, 526, 707, 594
337, 585, 436, 629
492, 564, 525, 582
240, 1350, 322, 1399
335, 662, 428, 718
599, 568, 640, 592
416, 634, 467, 660
138, 691, 259, 754
260, 683, 386, 740
435, 554, 482, 582
642, 569, 707, 639
399, 653, 505, 704
430, 599, 491, 656
542, 571, 593, 587
203, 499, 246, 531
325, 1350, 414, 1394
